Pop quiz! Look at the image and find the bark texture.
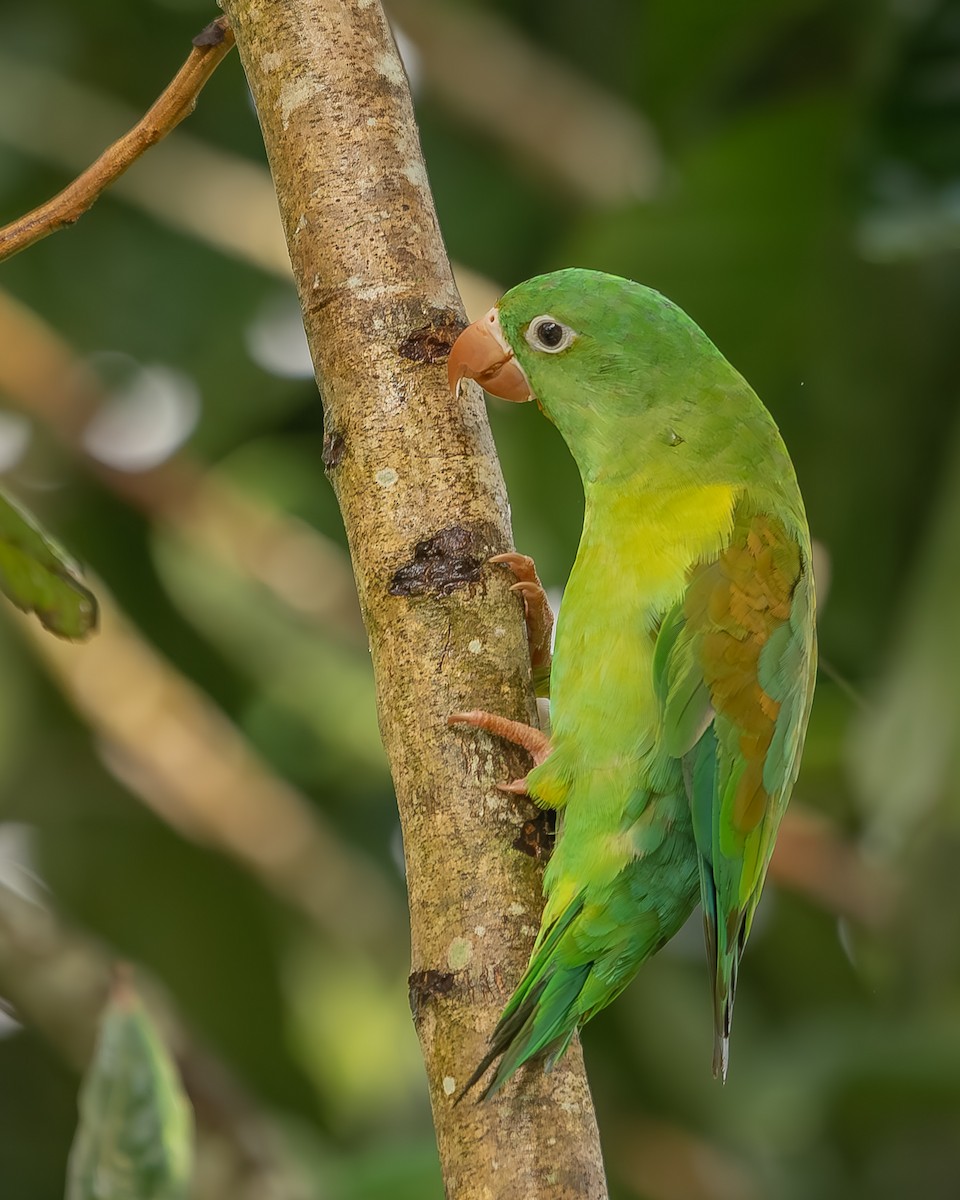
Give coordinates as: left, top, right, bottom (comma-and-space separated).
218, 0, 608, 1195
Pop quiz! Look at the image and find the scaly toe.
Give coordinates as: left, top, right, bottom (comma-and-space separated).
447, 709, 551, 762
496, 779, 531, 796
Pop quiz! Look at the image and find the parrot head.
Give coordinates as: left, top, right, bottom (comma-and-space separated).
448, 267, 781, 486
449, 268, 711, 408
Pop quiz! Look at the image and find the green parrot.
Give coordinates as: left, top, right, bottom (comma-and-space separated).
447, 268, 817, 1096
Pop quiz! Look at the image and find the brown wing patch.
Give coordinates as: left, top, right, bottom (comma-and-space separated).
687, 514, 802, 835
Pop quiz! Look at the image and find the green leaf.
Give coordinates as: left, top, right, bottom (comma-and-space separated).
66, 971, 194, 1200
0, 487, 97, 639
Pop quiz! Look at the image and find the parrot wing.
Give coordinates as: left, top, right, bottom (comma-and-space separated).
653, 498, 817, 1078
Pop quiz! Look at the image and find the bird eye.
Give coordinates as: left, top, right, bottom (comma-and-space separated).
525, 315, 576, 354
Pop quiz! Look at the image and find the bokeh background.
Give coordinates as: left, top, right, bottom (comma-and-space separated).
2, 0, 960, 1196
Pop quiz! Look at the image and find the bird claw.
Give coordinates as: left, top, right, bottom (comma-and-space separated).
490, 551, 538, 575
490, 553, 554, 671
497, 778, 532, 797
510, 579, 543, 601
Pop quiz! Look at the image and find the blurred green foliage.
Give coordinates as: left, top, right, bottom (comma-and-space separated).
66, 975, 193, 1200
0, 486, 97, 637
1, 1, 960, 1198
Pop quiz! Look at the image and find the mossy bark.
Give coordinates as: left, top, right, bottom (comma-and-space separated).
218, 0, 608, 1195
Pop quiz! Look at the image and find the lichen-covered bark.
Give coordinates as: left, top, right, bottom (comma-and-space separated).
218, 0, 608, 1195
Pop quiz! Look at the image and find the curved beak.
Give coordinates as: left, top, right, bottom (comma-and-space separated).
447, 307, 533, 403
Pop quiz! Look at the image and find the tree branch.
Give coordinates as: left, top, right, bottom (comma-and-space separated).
0, 49, 497, 311
0, 17, 235, 263
218, 0, 608, 1195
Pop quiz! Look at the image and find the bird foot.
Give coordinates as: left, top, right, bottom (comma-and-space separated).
490, 553, 553, 672
448, 710, 552, 797
448, 709, 551, 764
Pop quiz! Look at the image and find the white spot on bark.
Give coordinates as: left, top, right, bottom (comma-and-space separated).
474, 925, 486, 937
278, 74, 320, 131
340, 277, 408, 305
404, 160, 430, 192
375, 51, 408, 90
261, 50, 283, 73
367, 117, 377, 127
494, 626, 506, 637
468, 639, 482, 655
520, 925, 537, 938
442, 1075, 456, 1096
447, 937, 473, 969
507, 902, 525, 917
376, 468, 398, 488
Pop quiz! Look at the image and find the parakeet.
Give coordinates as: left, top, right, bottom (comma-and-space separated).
447, 268, 817, 1097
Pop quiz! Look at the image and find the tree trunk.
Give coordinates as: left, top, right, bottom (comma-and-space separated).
217, 0, 609, 1195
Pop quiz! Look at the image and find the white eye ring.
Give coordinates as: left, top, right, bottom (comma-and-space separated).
524, 315, 577, 354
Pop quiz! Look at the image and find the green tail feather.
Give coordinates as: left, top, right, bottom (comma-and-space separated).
701, 873, 744, 1082
690, 725, 742, 1081
459, 892, 588, 1102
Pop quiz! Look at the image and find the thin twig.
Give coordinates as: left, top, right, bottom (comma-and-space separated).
0, 52, 499, 314
0, 17, 235, 263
